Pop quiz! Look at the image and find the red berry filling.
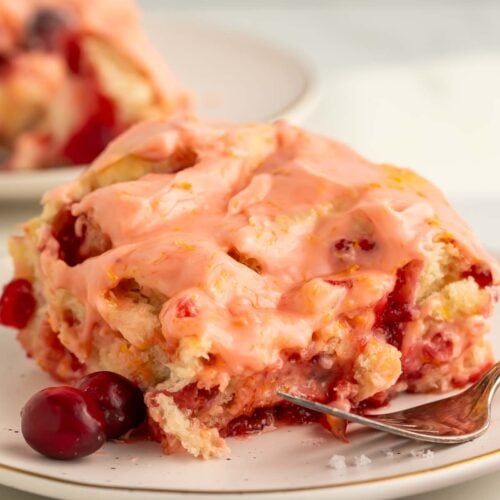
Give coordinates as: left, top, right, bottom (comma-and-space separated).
62, 34, 83, 74
334, 238, 376, 252
78, 371, 146, 439
423, 333, 454, 363
0, 53, 11, 76
334, 238, 355, 252
176, 298, 199, 318
21, 386, 106, 460
462, 265, 493, 288
42, 325, 85, 377
354, 391, 390, 413
61, 92, 117, 165
170, 383, 219, 413
326, 278, 353, 289
52, 208, 111, 266
222, 404, 320, 437
0, 279, 36, 329
52, 209, 84, 266
358, 239, 376, 251
374, 263, 417, 349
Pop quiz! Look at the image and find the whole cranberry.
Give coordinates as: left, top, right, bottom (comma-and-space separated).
0, 279, 37, 329
78, 371, 146, 439
21, 387, 106, 460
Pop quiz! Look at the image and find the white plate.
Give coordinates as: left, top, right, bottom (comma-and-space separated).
0, 16, 319, 202
0, 256, 498, 500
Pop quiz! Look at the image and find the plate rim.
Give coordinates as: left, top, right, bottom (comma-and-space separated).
0, 448, 499, 499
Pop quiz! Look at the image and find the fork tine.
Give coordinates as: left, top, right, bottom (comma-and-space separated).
277, 392, 405, 432
277, 391, 481, 444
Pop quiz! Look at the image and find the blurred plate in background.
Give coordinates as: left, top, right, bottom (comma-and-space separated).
0, 17, 318, 202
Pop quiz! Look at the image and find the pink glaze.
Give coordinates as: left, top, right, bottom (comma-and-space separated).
38, 118, 500, 375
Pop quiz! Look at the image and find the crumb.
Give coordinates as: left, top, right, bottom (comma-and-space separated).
410, 449, 434, 459
327, 454, 347, 471
352, 454, 371, 467
303, 437, 327, 447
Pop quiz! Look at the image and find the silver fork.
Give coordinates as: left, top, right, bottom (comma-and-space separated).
278, 362, 500, 444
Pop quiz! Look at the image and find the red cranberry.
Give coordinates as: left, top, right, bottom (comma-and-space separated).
463, 265, 493, 288
21, 386, 105, 460
24, 8, 70, 51
176, 298, 199, 318
0, 279, 36, 329
334, 238, 354, 252
358, 239, 376, 251
77, 371, 146, 439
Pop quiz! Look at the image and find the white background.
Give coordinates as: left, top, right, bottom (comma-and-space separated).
1, 0, 499, 498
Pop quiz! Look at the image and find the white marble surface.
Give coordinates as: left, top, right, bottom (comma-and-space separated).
1, 0, 499, 498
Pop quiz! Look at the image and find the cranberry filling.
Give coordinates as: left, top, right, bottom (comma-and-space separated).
374, 263, 417, 349
42, 325, 84, 375
52, 209, 84, 266
24, 8, 71, 51
0, 279, 36, 329
462, 265, 493, 288
62, 34, 83, 74
61, 92, 117, 165
334, 238, 376, 252
170, 383, 219, 413
274, 404, 321, 425
52, 208, 111, 266
358, 239, 376, 251
21, 386, 106, 460
423, 332, 454, 363
334, 238, 354, 252
354, 391, 390, 413
176, 298, 199, 319
0, 53, 11, 76
222, 404, 320, 437
78, 371, 146, 439
325, 278, 353, 289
